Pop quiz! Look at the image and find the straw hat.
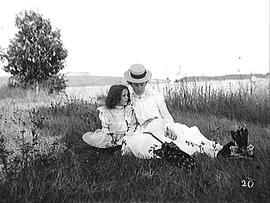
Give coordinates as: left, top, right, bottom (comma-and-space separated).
124, 64, 152, 83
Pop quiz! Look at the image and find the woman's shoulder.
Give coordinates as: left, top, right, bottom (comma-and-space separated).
146, 88, 164, 101
145, 87, 162, 95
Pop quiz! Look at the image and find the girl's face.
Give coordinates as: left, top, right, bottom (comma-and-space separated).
130, 82, 147, 96
118, 88, 129, 106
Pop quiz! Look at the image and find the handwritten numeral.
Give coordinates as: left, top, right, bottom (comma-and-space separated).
241, 179, 254, 188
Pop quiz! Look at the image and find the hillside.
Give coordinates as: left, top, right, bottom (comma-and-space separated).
66, 75, 126, 87
0, 73, 269, 87
0, 75, 166, 87
0, 75, 124, 87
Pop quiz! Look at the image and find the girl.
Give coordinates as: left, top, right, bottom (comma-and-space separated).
82, 84, 136, 148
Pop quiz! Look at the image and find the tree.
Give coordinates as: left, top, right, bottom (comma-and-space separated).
0, 10, 68, 90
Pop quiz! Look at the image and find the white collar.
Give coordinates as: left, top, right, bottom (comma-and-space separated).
130, 87, 152, 99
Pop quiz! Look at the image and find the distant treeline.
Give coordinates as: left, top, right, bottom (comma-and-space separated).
176, 73, 270, 82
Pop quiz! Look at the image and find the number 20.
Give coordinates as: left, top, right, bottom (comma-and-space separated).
241, 180, 254, 188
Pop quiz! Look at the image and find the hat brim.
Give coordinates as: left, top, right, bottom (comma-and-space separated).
124, 69, 152, 83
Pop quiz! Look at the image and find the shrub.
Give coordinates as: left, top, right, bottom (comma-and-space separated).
40, 74, 67, 94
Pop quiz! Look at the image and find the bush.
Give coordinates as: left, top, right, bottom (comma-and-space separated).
40, 74, 67, 94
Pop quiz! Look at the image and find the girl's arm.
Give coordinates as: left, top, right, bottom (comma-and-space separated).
97, 106, 112, 134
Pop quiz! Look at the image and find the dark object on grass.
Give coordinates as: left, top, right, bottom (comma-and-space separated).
231, 128, 248, 149
94, 145, 122, 154
216, 141, 235, 158
217, 127, 255, 159
144, 132, 199, 173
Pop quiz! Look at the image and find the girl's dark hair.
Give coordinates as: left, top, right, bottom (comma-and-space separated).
105, 84, 130, 109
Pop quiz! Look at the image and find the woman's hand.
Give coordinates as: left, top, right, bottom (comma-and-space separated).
165, 127, 177, 140
125, 131, 134, 137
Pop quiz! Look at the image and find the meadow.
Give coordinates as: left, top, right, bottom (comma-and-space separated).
0, 77, 269, 202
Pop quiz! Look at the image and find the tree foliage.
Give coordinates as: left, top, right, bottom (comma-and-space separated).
1, 10, 68, 90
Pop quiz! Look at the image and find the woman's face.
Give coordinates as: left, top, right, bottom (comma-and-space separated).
130, 82, 147, 95
118, 88, 129, 106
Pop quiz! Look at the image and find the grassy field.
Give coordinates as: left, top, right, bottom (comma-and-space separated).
0, 79, 269, 202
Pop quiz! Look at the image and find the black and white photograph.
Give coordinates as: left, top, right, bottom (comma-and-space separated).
0, 0, 269, 202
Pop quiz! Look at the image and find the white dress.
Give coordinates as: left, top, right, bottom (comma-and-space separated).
82, 104, 136, 148
121, 87, 223, 158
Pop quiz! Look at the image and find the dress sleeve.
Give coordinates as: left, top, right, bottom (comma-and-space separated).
154, 92, 174, 125
97, 106, 113, 131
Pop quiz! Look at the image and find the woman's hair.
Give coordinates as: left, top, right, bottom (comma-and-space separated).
105, 84, 130, 109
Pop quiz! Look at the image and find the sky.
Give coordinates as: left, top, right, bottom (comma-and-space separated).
0, 0, 269, 80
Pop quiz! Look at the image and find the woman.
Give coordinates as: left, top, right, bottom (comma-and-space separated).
82, 84, 136, 148
121, 64, 225, 159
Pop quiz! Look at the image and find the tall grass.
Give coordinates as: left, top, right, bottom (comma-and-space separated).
165, 80, 270, 125
0, 84, 269, 202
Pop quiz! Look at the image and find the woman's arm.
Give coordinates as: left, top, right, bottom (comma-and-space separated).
154, 92, 178, 140
155, 92, 174, 124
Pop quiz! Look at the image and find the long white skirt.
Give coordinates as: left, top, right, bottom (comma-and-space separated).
121, 118, 223, 159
